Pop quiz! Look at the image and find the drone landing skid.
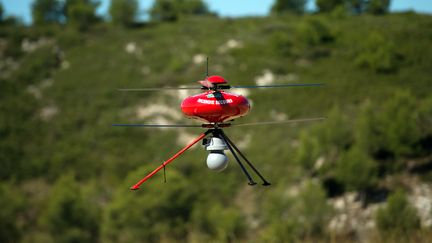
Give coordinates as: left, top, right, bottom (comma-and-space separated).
130, 129, 270, 190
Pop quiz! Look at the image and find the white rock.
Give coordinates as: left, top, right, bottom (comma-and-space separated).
255, 69, 275, 86
192, 54, 206, 64
125, 42, 137, 54
40, 105, 58, 121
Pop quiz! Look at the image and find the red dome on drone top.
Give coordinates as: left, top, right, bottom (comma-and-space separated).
207, 75, 228, 84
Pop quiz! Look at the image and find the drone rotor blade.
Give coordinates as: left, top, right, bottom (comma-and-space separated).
231, 83, 324, 89
118, 86, 202, 91
112, 124, 203, 128
232, 117, 326, 127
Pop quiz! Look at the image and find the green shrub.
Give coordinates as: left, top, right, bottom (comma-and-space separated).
297, 17, 334, 47
0, 183, 25, 243
419, 96, 432, 139
355, 32, 398, 73
335, 146, 378, 192
205, 203, 245, 242
295, 130, 322, 172
355, 100, 381, 156
39, 174, 100, 243
261, 181, 332, 241
377, 90, 421, 157
12, 46, 58, 85
270, 31, 293, 57
376, 190, 420, 236
102, 167, 197, 242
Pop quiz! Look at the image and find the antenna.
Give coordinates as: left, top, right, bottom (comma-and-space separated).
206, 57, 209, 77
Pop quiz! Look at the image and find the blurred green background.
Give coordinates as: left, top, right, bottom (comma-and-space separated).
0, 0, 431, 242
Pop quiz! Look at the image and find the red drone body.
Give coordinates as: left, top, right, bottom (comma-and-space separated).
114, 72, 324, 190
181, 77, 250, 124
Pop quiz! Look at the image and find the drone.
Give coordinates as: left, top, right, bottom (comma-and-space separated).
114, 59, 324, 190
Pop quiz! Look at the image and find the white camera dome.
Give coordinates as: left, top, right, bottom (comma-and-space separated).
206, 152, 228, 172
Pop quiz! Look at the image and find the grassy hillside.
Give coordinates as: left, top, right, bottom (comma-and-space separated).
1, 13, 431, 242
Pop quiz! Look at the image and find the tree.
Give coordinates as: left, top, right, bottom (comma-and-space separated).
109, 0, 138, 27
316, 0, 345, 13
367, 0, 391, 15
348, 0, 367, 14
31, 0, 63, 25
271, 0, 307, 15
376, 190, 420, 236
64, 0, 99, 30
150, 0, 210, 22
0, 2, 4, 22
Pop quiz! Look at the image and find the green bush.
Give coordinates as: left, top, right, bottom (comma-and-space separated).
355, 32, 398, 73
0, 183, 25, 243
297, 17, 334, 47
12, 46, 59, 85
102, 167, 197, 242
261, 181, 332, 241
335, 146, 378, 192
270, 31, 294, 57
419, 96, 432, 139
377, 90, 421, 157
39, 174, 100, 243
355, 100, 381, 156
376, 190, 420, 236
205, 203, 245, 242
295, 130, 322, 172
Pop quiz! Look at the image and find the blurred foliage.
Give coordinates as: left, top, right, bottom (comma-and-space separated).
316, 0, 345, 13
348, 0, 368, 14
271, 0, 307, 15
367, 0, 391, 15
102, 168, 197, 242
0, 10, 431, 242
335, 146, 378, 192
109, 0, 138, 27
261, 181, 332, 241
0, 182, 25, 243
39, 174, 100, 242
355, 31, 399, 73
31, 0, 63, 26
377, 90, 421, 158
150, 0, 211, 22
376, 190, 421, 236
0, 2, 4, 22
64, 0, 100, 31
